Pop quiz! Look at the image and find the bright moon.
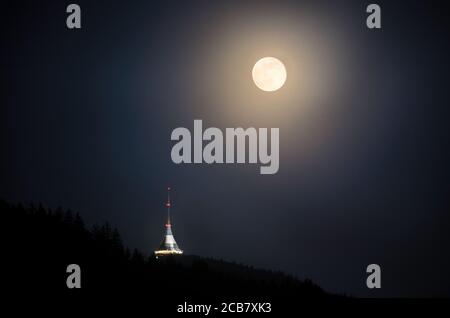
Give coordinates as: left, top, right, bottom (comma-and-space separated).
252, 57, 287, 92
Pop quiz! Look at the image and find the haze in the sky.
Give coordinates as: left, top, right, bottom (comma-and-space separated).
1, 0, 449, 297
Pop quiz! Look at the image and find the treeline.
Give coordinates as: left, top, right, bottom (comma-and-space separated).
2, 199, 334, 297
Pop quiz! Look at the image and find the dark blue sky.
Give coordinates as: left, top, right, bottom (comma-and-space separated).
1, 0, 450, 297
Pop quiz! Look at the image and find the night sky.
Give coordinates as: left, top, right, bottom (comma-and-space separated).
2, 0, 450, 297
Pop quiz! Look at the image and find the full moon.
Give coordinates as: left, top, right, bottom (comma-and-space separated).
252, 57, 287, 92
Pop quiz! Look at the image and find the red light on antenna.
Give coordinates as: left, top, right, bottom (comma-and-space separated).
167, 187, 171, 191
166, 202, 171, 208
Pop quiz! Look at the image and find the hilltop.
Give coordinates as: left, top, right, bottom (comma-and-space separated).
2, 199, 334, 298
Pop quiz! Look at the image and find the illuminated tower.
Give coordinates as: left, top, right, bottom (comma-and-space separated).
154, 187, 183, 257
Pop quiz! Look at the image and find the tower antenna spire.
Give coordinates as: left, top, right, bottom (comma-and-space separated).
166, 186, 171, 227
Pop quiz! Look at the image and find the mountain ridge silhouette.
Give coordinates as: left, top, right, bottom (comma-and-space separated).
2, 198, 339, 298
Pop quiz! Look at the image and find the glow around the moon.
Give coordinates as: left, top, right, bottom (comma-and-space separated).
252, 57, 287, 92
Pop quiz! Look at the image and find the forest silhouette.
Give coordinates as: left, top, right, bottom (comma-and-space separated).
2, 199, 337, 298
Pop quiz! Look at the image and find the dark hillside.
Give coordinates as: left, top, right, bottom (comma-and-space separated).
2, 199, 335, 298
